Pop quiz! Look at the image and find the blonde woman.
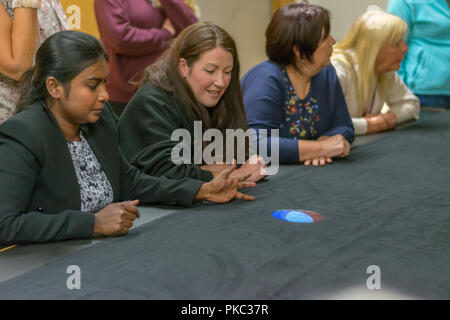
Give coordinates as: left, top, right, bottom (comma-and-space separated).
331, 6, 420, 136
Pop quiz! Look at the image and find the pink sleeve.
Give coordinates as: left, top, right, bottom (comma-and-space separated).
159, 0, 198, 33
94, 0, 172, 56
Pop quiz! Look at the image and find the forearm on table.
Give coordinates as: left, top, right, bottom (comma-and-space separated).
390, 102, 420, 124
298, 139, 325, 161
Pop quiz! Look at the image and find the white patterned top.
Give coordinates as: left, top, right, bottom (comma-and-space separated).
67, 132, 114, 212
0, 0, 68, 123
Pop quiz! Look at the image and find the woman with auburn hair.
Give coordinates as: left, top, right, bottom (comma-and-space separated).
0, 31, 255, 245
331, 6, 420, 136
241, 1, 354, 167
118, 22, 267, 182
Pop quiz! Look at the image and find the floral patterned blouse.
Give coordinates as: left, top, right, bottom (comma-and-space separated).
67, 132, 114, 212
241, 60, 355, 163
0, 0, 68, 124
280, 68, 321, 140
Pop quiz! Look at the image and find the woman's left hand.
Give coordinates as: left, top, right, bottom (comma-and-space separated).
380, 111, 397, 129
230, 155, 268, 182
303, 156, 333, 166
196, 161, 256, 203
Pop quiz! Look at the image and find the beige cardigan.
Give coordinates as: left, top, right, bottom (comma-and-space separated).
332, 58, 420, 135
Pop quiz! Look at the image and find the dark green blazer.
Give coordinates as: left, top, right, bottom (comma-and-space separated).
118, 83, 214, 182
0, 101, 203, 244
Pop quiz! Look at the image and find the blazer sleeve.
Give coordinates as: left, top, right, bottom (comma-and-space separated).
160, 0, 198, 33
0, 134, 94, 245
241, 64, 300, 164
94, 0, 173, 56
118, 84, 214, 181
119, 151, 204, 207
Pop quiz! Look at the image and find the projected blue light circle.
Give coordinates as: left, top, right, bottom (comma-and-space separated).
272, 210, 323, 223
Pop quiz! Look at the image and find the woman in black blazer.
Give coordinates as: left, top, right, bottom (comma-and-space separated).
0, 31, 254, 245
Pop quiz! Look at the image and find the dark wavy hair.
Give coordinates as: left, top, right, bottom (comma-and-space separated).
266, 1, 330, 66
142, 21, 247, 134
142, 21, 249, 161
16, 30, 108, 113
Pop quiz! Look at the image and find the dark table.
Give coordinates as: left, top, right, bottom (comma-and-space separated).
1, 110, 449, 300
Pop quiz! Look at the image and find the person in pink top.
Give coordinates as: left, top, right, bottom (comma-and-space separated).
0, 0, 68, 124
94, 0, 199, 116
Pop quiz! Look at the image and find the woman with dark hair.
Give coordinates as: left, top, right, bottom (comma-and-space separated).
118, 22, 267, 182
241, 2, 354, 166
0, 30, 255, 245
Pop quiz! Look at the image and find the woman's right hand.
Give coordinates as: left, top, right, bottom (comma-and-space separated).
319, 134, 351, 159
365, 112, 396, 134
230, 155, 268, 182
196, 161, 256, 203
94, 200, 140, 236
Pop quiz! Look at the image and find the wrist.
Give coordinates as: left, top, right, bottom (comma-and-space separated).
366, 116, 383, 134
93, 213, 103, 235
12, 0, 41, 9
195, 183, 211, 202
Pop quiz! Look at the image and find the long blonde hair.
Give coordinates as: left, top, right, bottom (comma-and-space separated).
332, 7, 407, 111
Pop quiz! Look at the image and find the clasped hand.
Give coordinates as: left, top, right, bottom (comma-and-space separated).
303, 134, 350, 167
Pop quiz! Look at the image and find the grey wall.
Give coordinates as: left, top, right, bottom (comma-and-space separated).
196, 0, 271, 75
308, 0, 389, 41
196, 0, 389, 76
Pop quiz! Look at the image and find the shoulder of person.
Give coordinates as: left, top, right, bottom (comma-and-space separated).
129, 82, 177, 108
0, 101, 55, 161
241, 60, 285, 93
120, 82, 186, 126
0, 101, 51, 135
314, 64, 340, 85
243, 60, 283, 79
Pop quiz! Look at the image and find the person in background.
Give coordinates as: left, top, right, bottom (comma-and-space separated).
0, 30, 255, 245
388, 0, 450, 109
94, 0, 199, 116
331, 6, 420, 136
241, 2, 354, 167
118, 22, 267, 182
0, 0, 68, 124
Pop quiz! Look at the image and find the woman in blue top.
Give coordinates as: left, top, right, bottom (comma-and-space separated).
241, 2, 354, 166
388, 0, 450, 108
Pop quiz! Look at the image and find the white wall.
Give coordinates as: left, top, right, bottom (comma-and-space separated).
196, 0, 271, 76
197, 0, 389, 76
308, 0, 389, 41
